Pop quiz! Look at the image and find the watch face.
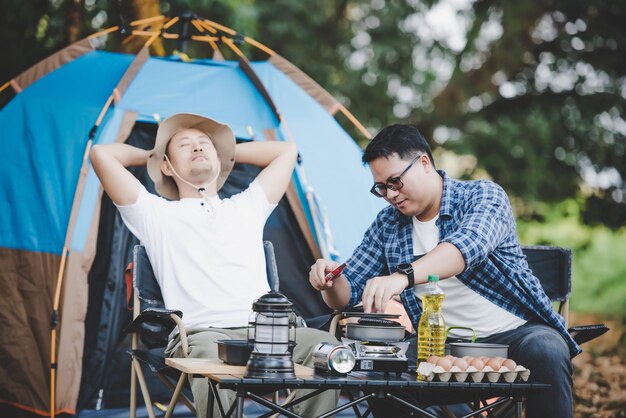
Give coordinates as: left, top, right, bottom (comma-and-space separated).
398, 263, 413, 274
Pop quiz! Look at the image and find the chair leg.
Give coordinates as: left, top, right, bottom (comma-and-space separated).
130, 359, 137, 418
164, 372, 188, 418
269, 390, 297, 418
133, 358, 157, 418
155, 372, 197, 415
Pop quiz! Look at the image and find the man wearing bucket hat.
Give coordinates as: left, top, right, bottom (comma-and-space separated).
90, 113, 338, 418
309, 125, 576, 417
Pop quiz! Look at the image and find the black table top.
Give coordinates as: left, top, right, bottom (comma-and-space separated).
212, 370, 550, 394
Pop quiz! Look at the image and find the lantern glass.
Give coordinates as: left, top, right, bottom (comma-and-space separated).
254, 312, 289, 354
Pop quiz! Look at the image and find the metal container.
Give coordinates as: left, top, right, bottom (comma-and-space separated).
449, 342, 509, 358
313, 342, 356, 374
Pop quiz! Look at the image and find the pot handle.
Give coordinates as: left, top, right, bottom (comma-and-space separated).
445, 326, 477, 342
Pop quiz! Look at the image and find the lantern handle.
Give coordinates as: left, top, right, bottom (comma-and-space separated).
264, 240, 280, 292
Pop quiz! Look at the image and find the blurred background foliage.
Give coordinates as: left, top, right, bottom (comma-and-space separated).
0, 0, 624, 317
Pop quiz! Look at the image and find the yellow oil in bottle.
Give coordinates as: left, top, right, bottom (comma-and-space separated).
417, 275, 446, 371
417, 293, 446, 361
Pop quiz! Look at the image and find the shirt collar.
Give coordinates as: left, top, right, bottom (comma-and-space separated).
179, 194, 221, 205
438, 170, 454, 219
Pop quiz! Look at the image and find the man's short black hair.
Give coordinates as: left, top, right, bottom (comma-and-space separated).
362, 124, 435, 169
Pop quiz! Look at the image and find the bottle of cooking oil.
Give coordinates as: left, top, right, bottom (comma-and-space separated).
417, 274, 445, 362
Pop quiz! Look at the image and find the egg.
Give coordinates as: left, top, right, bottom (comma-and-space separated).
445, 354, 456, 361
452, 357, 469, 371
470, 358, 485, 371
427, 355, 440, 364
502, 359, 517, 371
436, 357, 453, 371
486, 357, 503, 370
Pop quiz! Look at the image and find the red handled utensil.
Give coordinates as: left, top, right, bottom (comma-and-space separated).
324, 263, 347, 283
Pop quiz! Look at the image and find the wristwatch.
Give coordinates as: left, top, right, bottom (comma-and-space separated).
396, 263, 415, 290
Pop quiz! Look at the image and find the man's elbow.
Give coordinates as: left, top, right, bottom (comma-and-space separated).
90, 144, 105, 168
284, 141, 298, 159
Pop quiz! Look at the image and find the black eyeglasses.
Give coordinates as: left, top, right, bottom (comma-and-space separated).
370, 154, 421, 198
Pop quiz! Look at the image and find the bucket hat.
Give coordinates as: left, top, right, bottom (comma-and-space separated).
147, 113, 236, 200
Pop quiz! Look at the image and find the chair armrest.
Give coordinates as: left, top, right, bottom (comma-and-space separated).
124, 307, 184, 349
568, 324, 609, 345
123, 307, 183, 333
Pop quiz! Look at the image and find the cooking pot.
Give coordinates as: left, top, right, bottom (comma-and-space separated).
444, 327, 509, 358
449, 342, 509, 358
345, 317, 406, 343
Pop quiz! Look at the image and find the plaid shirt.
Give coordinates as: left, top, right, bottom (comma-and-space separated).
343, 170, 581, 357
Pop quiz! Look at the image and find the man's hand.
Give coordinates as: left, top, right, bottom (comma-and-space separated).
309, 259, 343, 291
362, 273, 408, 313
309, 259, 352, 311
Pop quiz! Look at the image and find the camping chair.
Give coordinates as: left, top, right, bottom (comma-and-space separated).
124, 242, 292, 418
124, 244, 194, 418
523, 245, 608, 344
484, 245, 609, 418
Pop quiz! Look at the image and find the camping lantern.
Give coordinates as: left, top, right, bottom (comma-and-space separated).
245, 291, 297, 379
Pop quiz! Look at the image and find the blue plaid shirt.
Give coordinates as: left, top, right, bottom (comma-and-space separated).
343, 170, 581, 357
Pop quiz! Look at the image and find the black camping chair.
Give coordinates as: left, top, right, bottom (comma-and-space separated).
483, 245, 609, 418
522, 245, 608, 345
124, 241, 285, 418
124, 245, 194, 418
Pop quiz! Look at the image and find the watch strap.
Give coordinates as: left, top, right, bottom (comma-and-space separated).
398, 263, 415, 290
405, 270, 415, 290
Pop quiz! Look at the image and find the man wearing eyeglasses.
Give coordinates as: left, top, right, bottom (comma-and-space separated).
309, 125, 577, 417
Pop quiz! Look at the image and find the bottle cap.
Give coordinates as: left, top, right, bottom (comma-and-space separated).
427, 274, 440, 282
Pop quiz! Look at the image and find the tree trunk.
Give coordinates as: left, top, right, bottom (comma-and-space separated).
65, 0, 83, 44
128, 0, 165, 56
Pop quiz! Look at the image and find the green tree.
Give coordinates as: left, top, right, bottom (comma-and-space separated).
1, 0, 624, 226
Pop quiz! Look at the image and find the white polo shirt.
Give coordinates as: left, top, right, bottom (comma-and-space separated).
117, 180, 276, 329
412, 215, 526, 339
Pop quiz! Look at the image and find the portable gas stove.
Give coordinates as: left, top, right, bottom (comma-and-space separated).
342, 338, 409, 373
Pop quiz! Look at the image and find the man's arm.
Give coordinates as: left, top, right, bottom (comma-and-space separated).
309, 259, 352, 310
361, 242, 465, 313
234, 141, 298, 204
90, 143, 151, 206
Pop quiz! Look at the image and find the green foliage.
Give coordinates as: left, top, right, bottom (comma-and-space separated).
1, 0, 623, 317
0, 0, 624, 226
517, 201, 626, 317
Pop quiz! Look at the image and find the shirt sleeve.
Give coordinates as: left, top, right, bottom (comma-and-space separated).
229, 179, 278, 226
441, 182, 514, 271
343, 213, 388, 307
115, 184, 162, 243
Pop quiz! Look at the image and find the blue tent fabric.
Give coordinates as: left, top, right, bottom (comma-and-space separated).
0, 51, 133, 254
254, 61, 386, 257
0, 28, 400, 415
1, 50, 384, 258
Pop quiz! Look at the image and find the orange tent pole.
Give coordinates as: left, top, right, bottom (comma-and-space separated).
87, 26, 120, 40
129, 15, 165, 27
338, 106, 371, 139
49, 88, 115, 416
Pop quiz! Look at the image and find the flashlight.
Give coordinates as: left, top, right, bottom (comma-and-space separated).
313, 342, 356, 375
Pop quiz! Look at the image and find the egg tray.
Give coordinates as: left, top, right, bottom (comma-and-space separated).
416, 361, 530, 383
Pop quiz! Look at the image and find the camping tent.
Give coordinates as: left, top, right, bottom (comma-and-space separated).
0, 15, 385, 416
